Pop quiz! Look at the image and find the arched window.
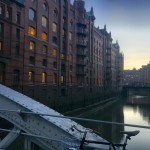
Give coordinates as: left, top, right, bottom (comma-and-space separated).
28, 26, 36, 36
41, 32, 47, 40
42, 16, 47, 27
29, 41, 35, 51
42, 72, 47, 83
28, 71, 34, 83
52, 49, 57, 57
29, 8, 36, 21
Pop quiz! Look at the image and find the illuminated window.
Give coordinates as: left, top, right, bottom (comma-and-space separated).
28, 71, 34, 83
42, 72, 46, 83
42, 45, 47, 54
28, 26, 36, 36
52, 23, 57, 32
29, 41, 35, 51
69, 32, 72, 40
42, 16, 47, 27
52, 49, 57, 57
60, 75, 65, 84
41, 32, 47, 40
29, 8, 36, 21
0, 41, 2, 51
61, 53, 65, 59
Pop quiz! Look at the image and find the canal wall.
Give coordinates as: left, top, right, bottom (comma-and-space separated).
11, 85, 119, 113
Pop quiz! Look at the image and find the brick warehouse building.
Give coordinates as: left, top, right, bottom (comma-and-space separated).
0, 0, 124, 112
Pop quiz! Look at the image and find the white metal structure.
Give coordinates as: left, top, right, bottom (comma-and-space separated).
0, 84, 109, 150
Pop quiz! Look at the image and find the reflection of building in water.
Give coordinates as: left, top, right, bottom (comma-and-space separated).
75, 101, 125, 143
99, 102, 124, 143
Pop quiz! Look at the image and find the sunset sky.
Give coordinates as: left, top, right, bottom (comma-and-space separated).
71, 0, 150, 70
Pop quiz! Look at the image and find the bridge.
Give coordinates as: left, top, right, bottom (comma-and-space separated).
122, 82, 150, 97
0, 84, 109, 150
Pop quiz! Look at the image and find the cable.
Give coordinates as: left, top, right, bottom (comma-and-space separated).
0, 108, 150, 129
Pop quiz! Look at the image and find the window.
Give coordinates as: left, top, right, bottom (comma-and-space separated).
0, 23, 3, 38
70, 20, 73, 27
42, 45, 47, 54
0, 62, 5, 83
28, 26, 36, 36
60, 75, 65, 84
43, 3, 47, 10
52, 23, 57, 32
62, 29, 65, 37
69, 54, 73, 62
15, 43, 20, 55
70, 75, 72, 84
53, 61, 57, 68
69, 44, 72, 51
29, 8, 36, 21
70, 65, 72, 71
61, 64, 65, 71
29, 56, 35, 65
16, 13, 20, 24
42, 16, 47, 27
13, 70, 20, 86
0, 41, 2, 52
69, 32, 72, 40
52, 49, 57, 57
53, 8, 58, 17
53, 73, 57, 84
41, 32, 47, 40
52, 36, 57, 44
42, 59, 47, 67
28, 71, 34, 83
29, 41, 35, 51
6, 7, 11, 19
16, 29, 20, 40
61, 53, 65, 59
0, 5, 4, 17
42, 72, 46, 83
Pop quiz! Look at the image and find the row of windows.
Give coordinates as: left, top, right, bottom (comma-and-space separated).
0, 5, 21, 24
28, 25, 74, 41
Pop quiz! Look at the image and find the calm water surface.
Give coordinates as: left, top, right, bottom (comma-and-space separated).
73, 96, 150, 150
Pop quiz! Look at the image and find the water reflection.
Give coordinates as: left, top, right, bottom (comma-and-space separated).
72, 95, 150, 150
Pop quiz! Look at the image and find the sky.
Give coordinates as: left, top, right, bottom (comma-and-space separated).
71, 0, 150, 70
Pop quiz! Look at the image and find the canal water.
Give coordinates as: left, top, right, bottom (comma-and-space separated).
72, 95, 150, 150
